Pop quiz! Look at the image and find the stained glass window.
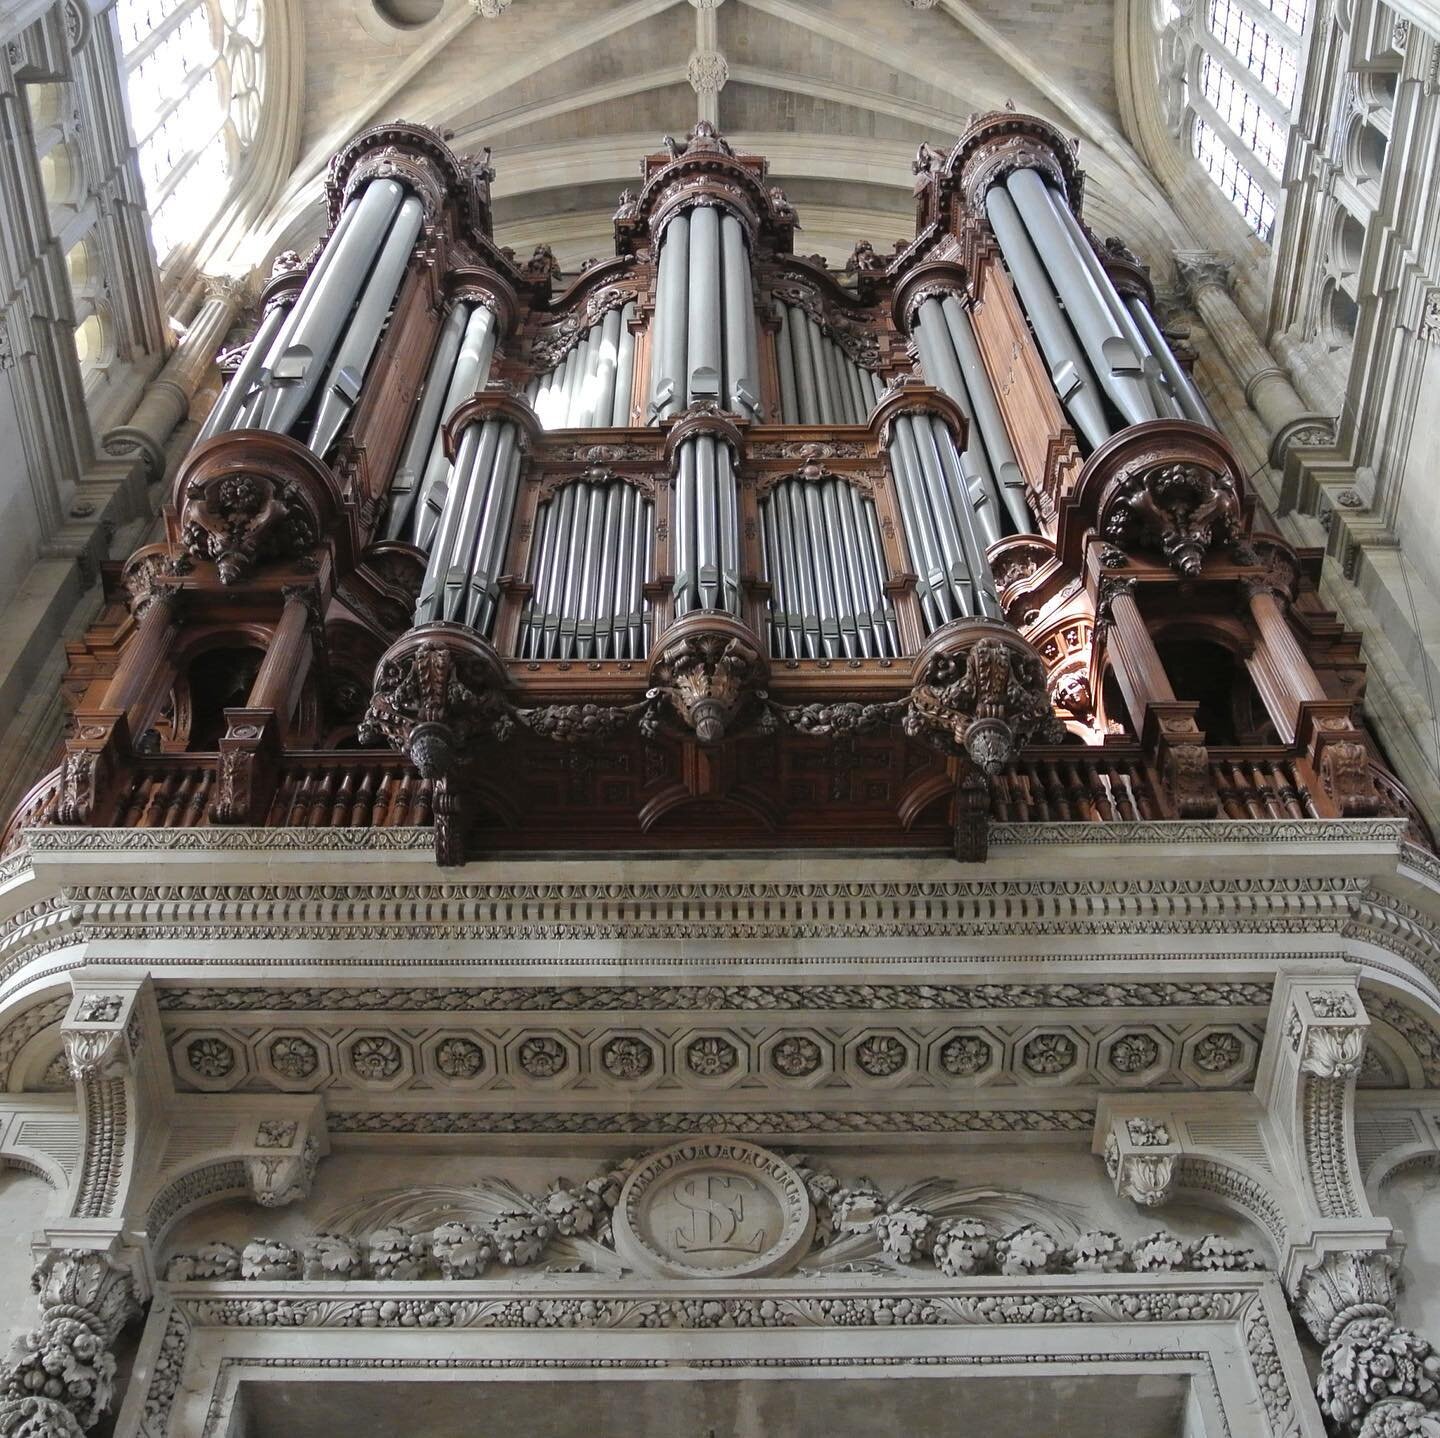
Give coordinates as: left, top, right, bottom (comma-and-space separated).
1193, 116, 1277, 240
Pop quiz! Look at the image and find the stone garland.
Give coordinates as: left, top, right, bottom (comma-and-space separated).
0, 1251, 141, 1438
163, 1154, 1264, 1286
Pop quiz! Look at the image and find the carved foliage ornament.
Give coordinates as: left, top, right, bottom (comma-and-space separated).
1100, 461, 1242, 576
645, 619, 769, 744
179, 471, 319, 585
904, 626, 1057, 775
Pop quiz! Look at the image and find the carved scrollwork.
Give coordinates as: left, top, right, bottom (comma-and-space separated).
902, 621, 1057, 775
178, 470, 319, 586
1320, 740, 1382, 818
1100, 460, 1243, 576
645, 615, 769, 744
358, 625, 513, 779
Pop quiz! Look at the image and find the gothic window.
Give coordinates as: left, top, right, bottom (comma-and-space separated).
116, 0, 266, 262
1158, 0, 1309, 242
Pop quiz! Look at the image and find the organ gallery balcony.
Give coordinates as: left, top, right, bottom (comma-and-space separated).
5, 116, 1426, 866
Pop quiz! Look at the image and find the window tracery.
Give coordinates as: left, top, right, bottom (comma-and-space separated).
116, 0, 266, 262
1157, 0, 1310, 243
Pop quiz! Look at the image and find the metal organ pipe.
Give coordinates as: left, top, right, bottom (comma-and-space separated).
983, 185, 1111, 450
520, 478, 654, 660
531, 303, 637, 430
307, 193, 426, 457
1126, 295, 1214, 427
775, 303, 878, 426
198, 299, 289, 442
254, 179, 409, 438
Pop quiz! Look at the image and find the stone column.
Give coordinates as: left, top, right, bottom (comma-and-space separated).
101, 275, 249, 484
1174, 253, 1333, 468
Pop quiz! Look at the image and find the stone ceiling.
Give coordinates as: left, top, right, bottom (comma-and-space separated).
258, 0, 1180, 272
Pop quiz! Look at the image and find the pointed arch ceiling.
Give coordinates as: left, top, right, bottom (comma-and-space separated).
244, 0, 1186, 275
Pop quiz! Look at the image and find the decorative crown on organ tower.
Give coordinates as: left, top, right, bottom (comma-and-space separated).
7, 115, 1426, 868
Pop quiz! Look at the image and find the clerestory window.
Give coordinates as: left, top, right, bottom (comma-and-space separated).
1159, 0, 1309, 242
116, 0, 265, 263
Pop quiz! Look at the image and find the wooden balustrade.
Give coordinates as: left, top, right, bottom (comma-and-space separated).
1208, 751, 1317, 821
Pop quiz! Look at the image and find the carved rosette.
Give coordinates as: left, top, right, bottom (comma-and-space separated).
358, 624, 513, 778
646, 614, 769, 744
903, 620, 1057, 776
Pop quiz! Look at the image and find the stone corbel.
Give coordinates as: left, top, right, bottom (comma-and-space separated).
1100, 1111, 1181, 1207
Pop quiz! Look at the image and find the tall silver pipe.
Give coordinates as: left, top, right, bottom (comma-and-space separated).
200, 300, 289, 440
913, 308, 1003, 550
593, 308, 622, 429
902, 413, 974, 617
776, 307, 799, 425
716, 441, 740, 615
415, 422, 480, 624
886, 421, 950, 631
651, 213, 689, 420
695, 435, 719, 610
308, 194, 426, 458
843, 355, 868, 424
821, 480, 861, 656
1050, 192, 1171, 417
1127, 295, 1213, 427
804, 313, 836, 424
233, 199, 363, 430
864, 497, 901, 654
673, 439, 697, 615
610, 482, 636, 656
789, 305, 819, 424
803, 481, 841, 657
612, 302, 636, 425
561, 333, 587, 426
687, 206, 723, 405
522, 497, 555, 657
443, 419, 503, 623
984, 185, 1111, 450
939, 295, 1033, 535
1007, 168, 1154, 429
465, 423, 521, 635
540, 483, 577, 657
384, 301, 470, 540
785, 481, 821, 657
929, 416, 1002, 620
556, 482, 593, 658
573, 477, 608, 655
411, 304, 497, 549
831, 481, 872, 656
639, 500, 655, 652
721, 213, 759, 419
256, 179, 406, 436
772, 486, 803, 656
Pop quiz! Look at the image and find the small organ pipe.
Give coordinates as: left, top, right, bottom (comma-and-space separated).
256, 179, 406, 437
464, 423, 521, 635
786, 482, 822, 655
887, 417, 951, 630
593, 308, 622, 428
383, 301, 469, 540
541, 483, 577, 657
939, 295, 1033, 534
776, 307, 799, 424
696, 434, 719, 609
411, 304, 497, 549
789, 306, 820, 423
612, 302, 636, 424
415, 422, 480, 624
984, 185, 1111, 449
308, 193, 426, 457
443, 419, 503, 623
521, 498, 554, 657
674, 440, 697, 614
929, 416, 1002, 620
805, 313, 836, 424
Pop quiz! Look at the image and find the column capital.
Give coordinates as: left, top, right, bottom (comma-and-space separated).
1173, 250, 1234, 303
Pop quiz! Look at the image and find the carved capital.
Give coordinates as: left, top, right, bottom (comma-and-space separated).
1295, 1249, 1401, 1344
903, 620, 1058, 775
646, 614, 768, 744
1174, 251, 1234, 303
359, 624, 513, 777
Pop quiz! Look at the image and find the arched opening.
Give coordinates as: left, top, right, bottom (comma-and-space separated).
1156, 637, 1278, 745
182, 645, 264, 750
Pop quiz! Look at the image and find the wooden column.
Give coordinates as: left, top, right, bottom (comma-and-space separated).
1245, 580, 1326, 742
246, 586, 318, 728
101, 589, 181, 737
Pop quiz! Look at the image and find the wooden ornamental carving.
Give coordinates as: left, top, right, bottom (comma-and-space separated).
4, 114, 1425, 867
646, 613, 770, 744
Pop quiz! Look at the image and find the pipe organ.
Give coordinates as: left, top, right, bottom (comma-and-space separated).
31, 113, 1414, 869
